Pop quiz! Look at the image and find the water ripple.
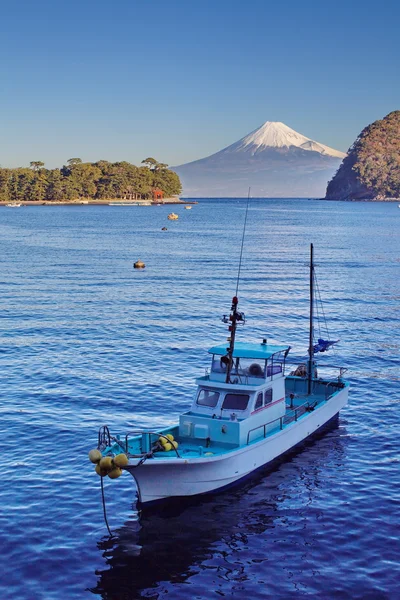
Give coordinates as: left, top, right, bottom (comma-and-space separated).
0, 199, 399, 599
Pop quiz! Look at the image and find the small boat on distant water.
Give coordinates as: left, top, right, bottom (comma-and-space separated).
5, 203, 21, 207
109, 202, 151, 206
89, 243, 349, 506
184, 205, 192, 210
167, 212, 179, 220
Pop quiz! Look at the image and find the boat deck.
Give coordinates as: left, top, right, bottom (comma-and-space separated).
120, 388, 332, 461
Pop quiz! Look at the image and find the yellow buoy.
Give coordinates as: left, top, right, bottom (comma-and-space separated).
159, 436, 168, 446
171, 440, 179, 449
204, 452, 214, 456
88, 449, 102, 464
99, 456, 113, 472
113, 453, 129, 468
95, 464, 107, 477
108, 467, 122, 479
166, 434, 174, 442
163, 442, 172, 451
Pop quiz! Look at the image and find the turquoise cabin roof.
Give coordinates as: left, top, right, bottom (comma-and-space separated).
208, 342, 290, 359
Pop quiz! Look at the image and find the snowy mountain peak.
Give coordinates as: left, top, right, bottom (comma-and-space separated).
235, 121, 346, 158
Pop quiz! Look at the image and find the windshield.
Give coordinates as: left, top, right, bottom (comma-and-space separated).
196, 389, 220, 408
222, 393, 250, 411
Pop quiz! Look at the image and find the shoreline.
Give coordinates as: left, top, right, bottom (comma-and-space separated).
1, 198, 398, 206
0, 198, 198, 207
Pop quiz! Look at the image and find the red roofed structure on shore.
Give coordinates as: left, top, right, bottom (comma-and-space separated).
152, 188, 164, 202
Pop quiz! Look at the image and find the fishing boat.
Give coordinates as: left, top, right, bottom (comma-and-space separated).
167, 212, 179, 220
89, 244, 349, 506
5, 203, 21, 207
184, 205, 192, 210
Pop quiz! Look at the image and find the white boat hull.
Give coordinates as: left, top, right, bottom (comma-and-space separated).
127, 387, 348, 504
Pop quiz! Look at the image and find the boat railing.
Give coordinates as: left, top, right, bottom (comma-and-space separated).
246, 400, 315, 445
124, 430, 181, 458
286, 361, 347, 380
323, 380, 344, 399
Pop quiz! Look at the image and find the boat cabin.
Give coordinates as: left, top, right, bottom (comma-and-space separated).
179, 343, 291, 447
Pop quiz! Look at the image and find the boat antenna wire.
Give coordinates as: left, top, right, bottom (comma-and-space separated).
235, 188, 251, 297
313, 269, 336, 356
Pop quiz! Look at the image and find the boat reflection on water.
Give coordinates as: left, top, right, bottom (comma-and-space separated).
90, 417, 346, 599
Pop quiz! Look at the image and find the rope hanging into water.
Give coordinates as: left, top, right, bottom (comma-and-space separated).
100, 476, 113, 537
235, 188, 251, 297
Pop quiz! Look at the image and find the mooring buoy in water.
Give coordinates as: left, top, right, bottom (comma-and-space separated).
161, 227, 167, 231
133, 260, 145, 269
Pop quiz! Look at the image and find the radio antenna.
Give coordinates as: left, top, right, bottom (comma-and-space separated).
235, 187, 251, 297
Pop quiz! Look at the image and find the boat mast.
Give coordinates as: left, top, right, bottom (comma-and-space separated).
223, 189, 250, 384
307, 243, 314, 395
225, 296, 240, 383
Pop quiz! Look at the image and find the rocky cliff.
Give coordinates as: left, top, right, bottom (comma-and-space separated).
326, 111, 400, 200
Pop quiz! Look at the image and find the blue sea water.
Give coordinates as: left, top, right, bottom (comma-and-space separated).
0, 199, 399, 600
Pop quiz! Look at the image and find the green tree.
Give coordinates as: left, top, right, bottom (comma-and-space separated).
46, 169, 65, 200
141, 157, 158, 170
62, 161, 101, 198
153, 168, 182, 196
30, 161, 45, 171
67, 158, 83, 166
0, 168, 10, 202
141, 157, 180, 196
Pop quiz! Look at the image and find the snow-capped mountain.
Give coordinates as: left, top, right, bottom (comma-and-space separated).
230, 121, 345, 158
173, 121, 346, 198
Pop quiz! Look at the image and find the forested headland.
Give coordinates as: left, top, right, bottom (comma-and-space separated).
0, 158, 182, 202
326, 111, 400, 200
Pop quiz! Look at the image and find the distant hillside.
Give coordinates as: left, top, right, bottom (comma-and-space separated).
173, 121, 345, 198
326, 111, 400, 200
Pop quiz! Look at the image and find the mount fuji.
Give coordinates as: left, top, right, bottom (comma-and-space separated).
173, 121, 346, 198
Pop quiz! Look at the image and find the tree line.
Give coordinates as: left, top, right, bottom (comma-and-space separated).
0, 157, 182, 202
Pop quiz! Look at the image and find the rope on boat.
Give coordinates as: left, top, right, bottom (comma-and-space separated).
100, 475, 113, 537
111, 436, 129, 453
132, 454, 150, 468
313, 269, 335, 354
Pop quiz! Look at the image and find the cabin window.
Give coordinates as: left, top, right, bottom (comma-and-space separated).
197, 389, 220, 408
236, 358, 264, 378
222, 393, 250, 411
255, 392, 263, 410
264, 389, 273, 405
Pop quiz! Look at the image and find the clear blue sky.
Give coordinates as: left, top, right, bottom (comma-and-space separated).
0, 0, 399, 168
